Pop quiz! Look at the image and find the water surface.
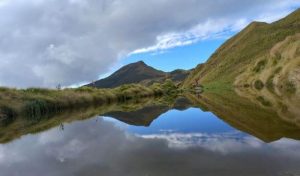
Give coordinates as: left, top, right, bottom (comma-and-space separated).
1, 90, 300, 176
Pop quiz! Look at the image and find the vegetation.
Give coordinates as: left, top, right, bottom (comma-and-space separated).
183, 9, 300, 91
266, 75, 275, 90
87, 61, 189, 88
256, 96, 272, 107
161, 79, 178, 95
253, 59, 267, 73
185, 90, 300, 142
0, 83, 175, 120
0, 95, 189, 144
254, 80, 264, 90
284, 81, 297, 94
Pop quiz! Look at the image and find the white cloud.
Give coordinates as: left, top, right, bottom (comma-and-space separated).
140, 132, 263, 154
131, 19, 246, 54
0, 0, 299, 87
1, 118, 300, 175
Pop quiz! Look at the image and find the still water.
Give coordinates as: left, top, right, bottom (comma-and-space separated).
0, 90, 300, 176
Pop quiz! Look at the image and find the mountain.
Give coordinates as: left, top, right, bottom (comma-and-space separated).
102, 105, 170, 126
101, 97, 193, 126
87, 61, 190, 88
186, 91, 300, 142
183, 9, 300, 92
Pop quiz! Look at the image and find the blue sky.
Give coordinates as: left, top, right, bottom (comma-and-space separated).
123, 39, 226, 72
0, 0, 299, 87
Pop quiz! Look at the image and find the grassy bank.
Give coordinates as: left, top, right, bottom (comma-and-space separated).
183, 9, 300, 89
0, 83, 167, 120
0, 96, 167, 143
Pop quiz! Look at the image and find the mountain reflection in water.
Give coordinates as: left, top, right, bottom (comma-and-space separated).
0, 89, 300, 176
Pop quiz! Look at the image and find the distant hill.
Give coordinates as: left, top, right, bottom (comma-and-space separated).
87, 61, 190, 88
183, 9, 300, 92
102, 97, 194, 126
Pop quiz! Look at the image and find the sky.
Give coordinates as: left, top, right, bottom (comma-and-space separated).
0, 0, 299, 88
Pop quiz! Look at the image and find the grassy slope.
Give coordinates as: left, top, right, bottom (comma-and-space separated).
88, 61, 190, 88
185, 90, 300, 142
183, 9, 300, 89
0, 95, 186, 144
0, 84, 165, 120
0, 97, 160, 143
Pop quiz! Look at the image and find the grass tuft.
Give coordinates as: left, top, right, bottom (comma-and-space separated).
0, 83, 168, 120
253, 59, 267, 73
256, 96, 272, 107
254, 80, 264, 90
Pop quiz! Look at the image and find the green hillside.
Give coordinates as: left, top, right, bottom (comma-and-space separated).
87, 61, 190, 88
183, 9, 300, 91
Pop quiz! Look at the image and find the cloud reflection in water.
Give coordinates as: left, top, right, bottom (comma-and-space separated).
0, 117, 300, 176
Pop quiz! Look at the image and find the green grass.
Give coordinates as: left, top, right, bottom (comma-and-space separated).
285, 81, 297, 94
183, 9, 300, 88
254, 80, 264, 90
266, 75, 275, 90
0, 94, 188, 143
0, 83, 170, 120
185, 90, 300, 142
253, 59, 267, 73
256, 96, 272, 107
266, 67, 283, 90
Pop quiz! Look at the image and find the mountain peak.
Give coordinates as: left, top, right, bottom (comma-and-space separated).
86, 60, 190, 88
86, 60, 165, 88
183, 8, 300, 88
273, 8, 300, 25
135, 60, 146, 65
125, 60, 147, 68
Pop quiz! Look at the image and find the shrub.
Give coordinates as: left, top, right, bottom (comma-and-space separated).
266, 75, 275, 90
254, 80, 264, 90
0, 84, 166, 120
274, 52, 282, 60
285, 81, 296, 94
24, 99, 49, 118
243, 84, 250, 88
162, 79, 177, 94
24, 88, 52, 94
74, 86, 97, 93
0, 108, 16, 127
256, 96, 272, 107
0, 87, 10, 92
274, 67, 282, 74
253, 59, 267, 73
296, 47, 300, 56
0, 105, 16, 124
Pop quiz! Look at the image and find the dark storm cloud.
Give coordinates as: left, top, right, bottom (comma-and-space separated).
0, 0, 299, 87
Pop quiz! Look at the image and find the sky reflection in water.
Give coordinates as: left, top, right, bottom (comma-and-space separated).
1, 107, 300, 176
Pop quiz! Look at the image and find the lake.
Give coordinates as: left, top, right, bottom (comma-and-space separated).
0, 89, 300, 176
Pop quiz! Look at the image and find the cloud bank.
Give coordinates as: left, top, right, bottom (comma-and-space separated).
0, 0, 299, 87
1, 118, 300, 176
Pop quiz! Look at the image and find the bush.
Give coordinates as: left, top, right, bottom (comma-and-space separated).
74, 86, 97, 93
0, 106, 16, 125
296, 47, 300, 56
24, 88, 52, 94
243, 84, 250, 88
253, 59, 267, 73
25, 100, 47, 118
0, 84, 166, 120
285, 81, 296, 94
256, 96, 272, 107
162, 79, 177, 94
0, 87, 10, 92
275, 52, 282, 60
254, 80, 264, 90
266, 75, 275, 90
274, 67, 282, 74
